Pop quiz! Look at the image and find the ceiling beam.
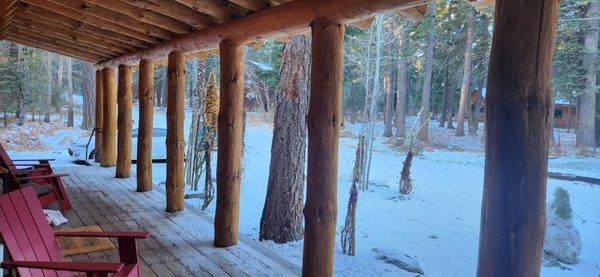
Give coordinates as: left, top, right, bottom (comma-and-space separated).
228, 0, 270, 12
6, 35, 100, 61
16, 4, 148, 48
12, 16, 133, 54
82, 0, 197, 34
173, 0, 240, 22
120, 0, 223, 28
96, 0, 432, 69
0, 0, 18, 39
9, 26, 114, 59
45, 0, 177, 39
19, 0, 162, 44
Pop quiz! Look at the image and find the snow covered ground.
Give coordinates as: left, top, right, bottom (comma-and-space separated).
2, 107, 599, 276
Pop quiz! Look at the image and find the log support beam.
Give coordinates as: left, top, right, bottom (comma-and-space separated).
101, 68, 117, 167
214, 40, 244, 247
94, 69, 103, 163
137, 60, 154, 192
116, 65, 133, 178
302, 18, 344, 277
476, 0, 559, 275
166, 52, 186, 212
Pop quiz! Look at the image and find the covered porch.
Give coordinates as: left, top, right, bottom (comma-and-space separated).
57, 165, 299, 276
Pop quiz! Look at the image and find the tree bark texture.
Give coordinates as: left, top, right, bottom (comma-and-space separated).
66, 58, 74, 127
260, 35, 310, 243
101, 68, 117, 167
55, 57, 63, 113
456, 10, 475, 137
81, 62, 95, 129
215, 40, 245, 247
137, 60, 155, 192
302, 18, 344, 277
577, 0, 599, 147
383, 75, 393, 137
95, 70, 104, 163
395, 21, 408, 138
439, 56, 450, 128
116, 65, 132, 178
166, 52, 186, 212
476, 0, 559, 275
44, 53, 52, 123
417, 3, 436, 141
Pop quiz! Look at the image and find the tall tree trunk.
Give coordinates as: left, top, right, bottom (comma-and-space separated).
447, 73, 455, 129
456, 10, 475, 137
55, 57, 63, 113
473, 76, 485, 130
66, 58, 74, 127
260, 35, 310, 243
439, 56, 450, 128
44, 53, 53, 123
383, 75, 393, 137
577, 0, 599, 147
81, 62, 95, 129
395, 21, 408, 138
417, 3, 437, 141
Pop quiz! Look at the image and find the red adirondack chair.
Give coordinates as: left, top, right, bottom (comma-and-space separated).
0, 143, 72, 210
0, 186, 149, 277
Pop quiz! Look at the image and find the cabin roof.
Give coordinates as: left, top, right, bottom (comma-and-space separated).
0, 0, 428, 64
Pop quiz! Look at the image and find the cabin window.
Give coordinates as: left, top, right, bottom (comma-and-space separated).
554, 109, 563, 118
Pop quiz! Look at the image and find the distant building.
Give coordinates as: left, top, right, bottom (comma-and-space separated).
477, 98, 577, 129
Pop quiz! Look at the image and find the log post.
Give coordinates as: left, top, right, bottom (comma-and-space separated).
302, 18, 344, 277
476, 0, 559, 275
214, 40, 244, 247
116, 65, 132, 178
94, 69, 103, 163
137, 59, 154, 192
166, 51, 186, 212
101, 68, 117, 167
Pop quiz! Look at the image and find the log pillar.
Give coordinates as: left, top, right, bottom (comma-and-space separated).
137, 60, 154, 192
302, 18, 344, 277
214, 40, 244, 247
166, 52, 186, 212
94, 70, 104, 163
101, 68, 117, 167
116, 65, 132, 178
476, 0, 559, 275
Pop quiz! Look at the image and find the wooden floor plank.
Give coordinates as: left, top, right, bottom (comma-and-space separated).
53, 165, 299, 276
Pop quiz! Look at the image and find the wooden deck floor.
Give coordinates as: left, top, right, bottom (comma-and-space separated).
55, 166, 300, 277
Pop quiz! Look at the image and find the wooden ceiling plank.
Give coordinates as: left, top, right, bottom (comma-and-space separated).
13, 16, 133, 54
44, 0, 177, 39
120, 0, 218, 28
17, 5, 148, 49
0, 0, 18, 39
11, 21, 126, 57
174, 0, 239, 22
83, 0, 196, 34
6, 35, 100, 61
9, 26, 115, 59
228, 0, 270, 12
96, 0, 433, 68
397, 7, 425, 23
19, 0, 162, 44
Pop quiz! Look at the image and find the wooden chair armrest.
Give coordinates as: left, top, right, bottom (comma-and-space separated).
1, 261, 124, 273
16, 173, 69, 181
10, 158, 55, 162
9, 163, 51, 167
54, 231, 150, 239
13, 168, 47, 174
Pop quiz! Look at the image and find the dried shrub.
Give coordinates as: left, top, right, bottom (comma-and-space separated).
399, 150, 414, 195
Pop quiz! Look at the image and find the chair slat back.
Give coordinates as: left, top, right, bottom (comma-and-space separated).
0, 187, 66, 277
0, 143, 17, 172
